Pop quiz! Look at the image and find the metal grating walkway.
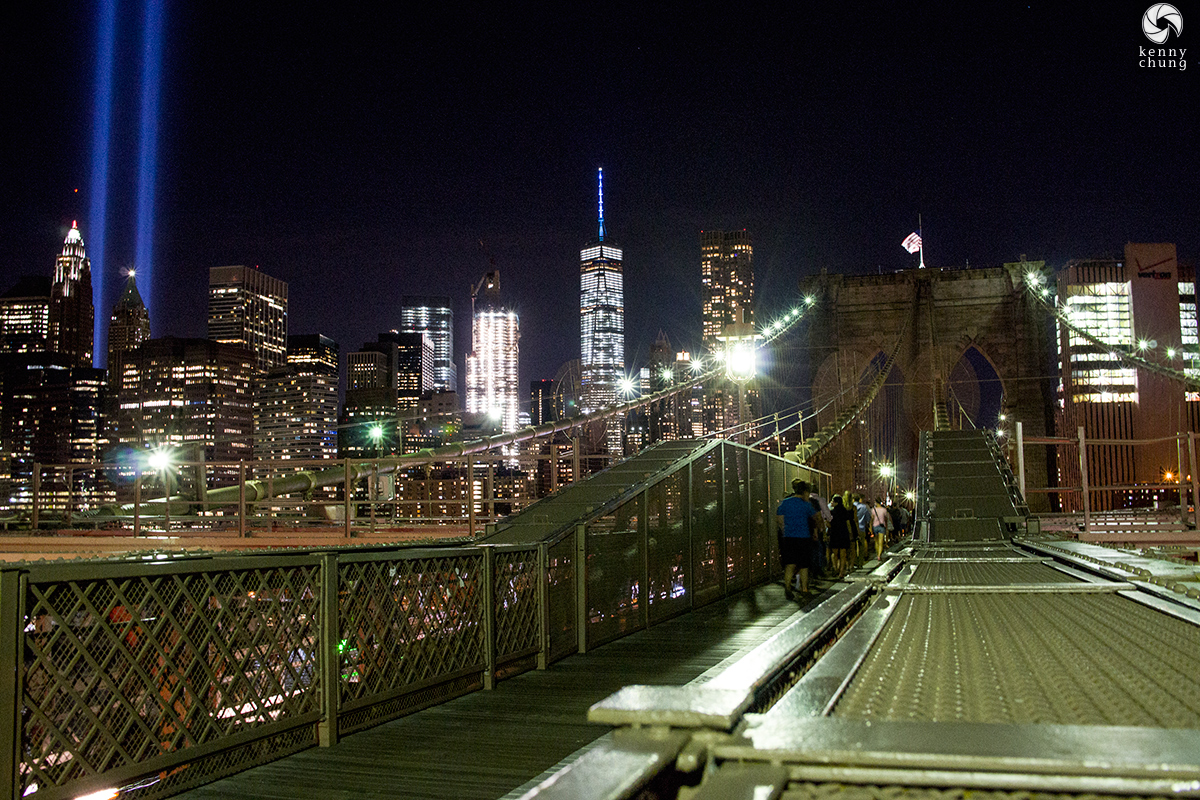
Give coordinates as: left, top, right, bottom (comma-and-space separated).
833, 580, 1200, 727
908, 561, 1075, 585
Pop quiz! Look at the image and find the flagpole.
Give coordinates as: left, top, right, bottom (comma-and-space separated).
918, 213, 925, 269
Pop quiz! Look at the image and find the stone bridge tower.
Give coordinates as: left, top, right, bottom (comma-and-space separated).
801, 263, 1055, 510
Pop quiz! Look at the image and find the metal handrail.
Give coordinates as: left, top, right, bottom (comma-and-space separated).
0, 438, 811, 800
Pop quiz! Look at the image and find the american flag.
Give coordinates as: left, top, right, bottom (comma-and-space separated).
901, 232, 922, 253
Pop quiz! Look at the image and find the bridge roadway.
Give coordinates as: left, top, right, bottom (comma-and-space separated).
522, 431, 1200, 798
10, 433, 1200, 800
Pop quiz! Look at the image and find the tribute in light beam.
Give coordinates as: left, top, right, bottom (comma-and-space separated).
88, 0, 117, 367
134, 0, 166, 326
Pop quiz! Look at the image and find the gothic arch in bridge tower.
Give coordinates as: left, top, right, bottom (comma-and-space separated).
810, 346, 916, 490
946, 344, 1006, 432
860, 353, 913, 492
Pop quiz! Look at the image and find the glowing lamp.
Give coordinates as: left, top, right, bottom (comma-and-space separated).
727, 341, 756, 382
717, 309, 759, 384
146, 447, 174, 471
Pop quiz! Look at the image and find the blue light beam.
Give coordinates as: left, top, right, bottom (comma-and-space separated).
134, 0, 166, 326
88, 0, 117, 367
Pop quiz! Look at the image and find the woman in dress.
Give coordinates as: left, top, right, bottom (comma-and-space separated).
827, 494, 855, 578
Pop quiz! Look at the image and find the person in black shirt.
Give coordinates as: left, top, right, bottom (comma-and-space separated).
827, 494, 855, 578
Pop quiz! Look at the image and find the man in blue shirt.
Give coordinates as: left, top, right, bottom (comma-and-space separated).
776, 479, 824, 600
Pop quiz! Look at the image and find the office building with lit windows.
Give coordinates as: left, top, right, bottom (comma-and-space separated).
253, 335, 340, 470
400, 296, 456, 392
341, 332, 433, 457
700, 229, 754, 435
465, 271, 519, 437
1055, 242, 1195, 509
530, 379, 556, 426
107, 272, 151, 370
380, 331, 435, 411
286, 333, 339, 376
0, 276, 51, 355
112, 337, 255, 489
700, 229, 753, 351
208, 265, 288, 373
0, 354, 107, 512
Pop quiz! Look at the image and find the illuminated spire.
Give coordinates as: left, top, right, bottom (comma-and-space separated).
597, 167, 605, 242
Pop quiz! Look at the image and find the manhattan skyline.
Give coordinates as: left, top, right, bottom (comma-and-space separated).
5, 2, 1197, 394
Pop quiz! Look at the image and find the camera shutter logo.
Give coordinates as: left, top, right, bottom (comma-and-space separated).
1143, 3, 1183, 44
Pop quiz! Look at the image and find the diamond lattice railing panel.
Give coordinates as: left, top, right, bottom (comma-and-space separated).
337, 554, 484, 704
21, 565, 322, 794
494, 550, 540, 660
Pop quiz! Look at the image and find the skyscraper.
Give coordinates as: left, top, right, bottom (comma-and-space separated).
0, 276, 51, 355
700, 229, 754, 435
379, 330, 435, 411
530, 379, 556, 426
286, 333, 339, 375
400, 296, 456, 392
0, 354, 107, 512
700, 229, 754, 351
107, 272, 151, 368
465, 271, 519, 437
1054, 243, 1194, 510
112, 337, 254, 488
341, 332, 433, 457
254, 335, 340, 469
580, 168, 625, 416
49, 222, 95, 367
208, 265, 288, 373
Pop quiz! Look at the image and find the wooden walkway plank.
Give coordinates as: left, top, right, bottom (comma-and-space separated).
175, 583, 805, 800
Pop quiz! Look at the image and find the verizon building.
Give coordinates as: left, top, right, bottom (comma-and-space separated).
1055, 242, 1196, 509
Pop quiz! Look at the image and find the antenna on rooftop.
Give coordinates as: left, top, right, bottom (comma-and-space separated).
598, 167, 606, 242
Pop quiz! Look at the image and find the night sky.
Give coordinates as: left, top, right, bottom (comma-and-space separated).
5, 2, 1197, 404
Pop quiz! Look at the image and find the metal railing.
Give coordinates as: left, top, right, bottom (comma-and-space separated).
3, 446, 617, 538
0, 440, 826, 800
1013, 425, 1200, 539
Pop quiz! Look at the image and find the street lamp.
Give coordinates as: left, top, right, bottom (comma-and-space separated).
618, 376, 636, 398
716, 308, 760, 443
146, 446, 176, 529
879, 463, 895, 500
146, 447, 173, 473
